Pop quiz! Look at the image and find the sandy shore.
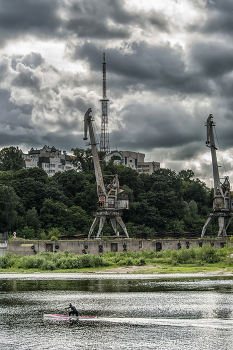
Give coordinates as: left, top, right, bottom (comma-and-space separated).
0, 264, 233, 279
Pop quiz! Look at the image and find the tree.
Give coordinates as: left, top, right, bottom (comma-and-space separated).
0, 185, 19, 231
189, 200, 198, 217
71, 147, 94, 171
26, 207, 40, 231
14, 167, 48, 184
12, 178, 46, 212
0, 146, 24, 171
178, 169, 195, 182
39, 199, 70, 230
71, 147, 106, 172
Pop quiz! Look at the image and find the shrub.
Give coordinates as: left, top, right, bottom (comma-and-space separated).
32, 257, 46, 269
196, 244, 220, 263
80, 254, 92, 268
47, 228, 60, 240
117, 259, 126, 266
136, 257, 146, 266
0, 253, 17, 268
46, 262, 56, 270
125, 257, 134, 266
177, 248, 193, 264
40, 230, 47, 240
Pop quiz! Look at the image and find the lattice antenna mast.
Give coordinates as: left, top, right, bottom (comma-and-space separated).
100, 53, 110, 153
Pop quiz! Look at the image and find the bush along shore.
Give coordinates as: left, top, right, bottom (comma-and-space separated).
1, 244, 233, 273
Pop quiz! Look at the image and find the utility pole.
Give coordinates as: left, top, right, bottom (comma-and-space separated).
100, 53, 110, 153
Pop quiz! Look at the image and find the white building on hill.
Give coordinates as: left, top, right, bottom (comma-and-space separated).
105, 150, 160, 174
23, 145, 76, 176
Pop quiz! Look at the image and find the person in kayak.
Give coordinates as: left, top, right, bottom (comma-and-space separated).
66, 303, 78, 316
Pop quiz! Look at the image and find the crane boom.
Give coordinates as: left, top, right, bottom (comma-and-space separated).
84, 108, 106, 196
206, 114, 222, 196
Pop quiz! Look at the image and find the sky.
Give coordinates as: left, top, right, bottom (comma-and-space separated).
0, 0, 232, 186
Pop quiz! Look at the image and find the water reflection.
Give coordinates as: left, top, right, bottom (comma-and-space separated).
1, 275, 233, 350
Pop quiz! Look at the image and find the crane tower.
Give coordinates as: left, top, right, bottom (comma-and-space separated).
201, 114, 233, 237
99, 53, 110, 153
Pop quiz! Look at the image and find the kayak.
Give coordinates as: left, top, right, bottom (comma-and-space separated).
44, 314, 98, 321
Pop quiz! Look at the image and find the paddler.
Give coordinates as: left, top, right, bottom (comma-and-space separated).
65, 303, 79, 316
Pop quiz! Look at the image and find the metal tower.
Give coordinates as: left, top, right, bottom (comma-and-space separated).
201, 114, 233, 237
100, 53, 110, 153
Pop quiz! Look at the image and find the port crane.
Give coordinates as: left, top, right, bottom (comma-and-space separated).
201, 114, 233, 237
84, 108, 129, 239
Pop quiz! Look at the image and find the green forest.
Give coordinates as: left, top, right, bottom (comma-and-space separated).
0, 146, 226, 240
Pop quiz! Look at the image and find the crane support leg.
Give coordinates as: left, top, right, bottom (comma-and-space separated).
116, 216, 129, 238
96, 216, 106, 238
110, 218, 119, 236
88, 217, 100, 239
217, 217, 227, 237
226, 216, 233, 231
201, 216, 214, 238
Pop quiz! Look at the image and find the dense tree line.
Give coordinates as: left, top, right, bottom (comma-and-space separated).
0, 146, 225, 239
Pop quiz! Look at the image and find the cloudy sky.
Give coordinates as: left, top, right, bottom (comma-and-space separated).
0, 0, 232, 185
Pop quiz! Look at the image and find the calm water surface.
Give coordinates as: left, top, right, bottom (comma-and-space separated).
1, 273, 233, 350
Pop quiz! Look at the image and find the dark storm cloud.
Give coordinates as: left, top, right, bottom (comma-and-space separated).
41, 132, 84, 153
66, 0, 170, 38
108, 102, 205, 158
73, 41, 211, 95
190, 41, 233, 78
0, 0, 170, 47
0, 0, 63, 46
202, 0, 233, 35
166, 142, 204, 161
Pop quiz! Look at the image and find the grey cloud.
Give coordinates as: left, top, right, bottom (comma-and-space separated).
12, 64, 41, 91
190, 41, 233, 78
67, 0, 170, 36
0, 0, 170, 47
66, 18, 130, 40
203, 0, 233, 35
41, 132, 84, 153
165, 142, 205, 162
0, 54, 100, 153
0, 89, 33, 130
21, 53, 45, 69
0, 0, 63, 46
108, 102, 205, 159
73, 41, 212, 95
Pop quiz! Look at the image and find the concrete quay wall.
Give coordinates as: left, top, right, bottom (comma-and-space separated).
6, 238, 230, 256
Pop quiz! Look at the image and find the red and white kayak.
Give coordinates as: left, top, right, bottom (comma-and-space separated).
44, 314, 98, 321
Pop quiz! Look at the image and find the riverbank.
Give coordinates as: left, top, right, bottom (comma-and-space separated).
1, 264, 233, 276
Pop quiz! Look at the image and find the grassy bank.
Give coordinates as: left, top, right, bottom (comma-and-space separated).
1, 244, 233, 274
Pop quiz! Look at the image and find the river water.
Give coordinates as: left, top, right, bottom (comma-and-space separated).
1, 273, 233, 350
